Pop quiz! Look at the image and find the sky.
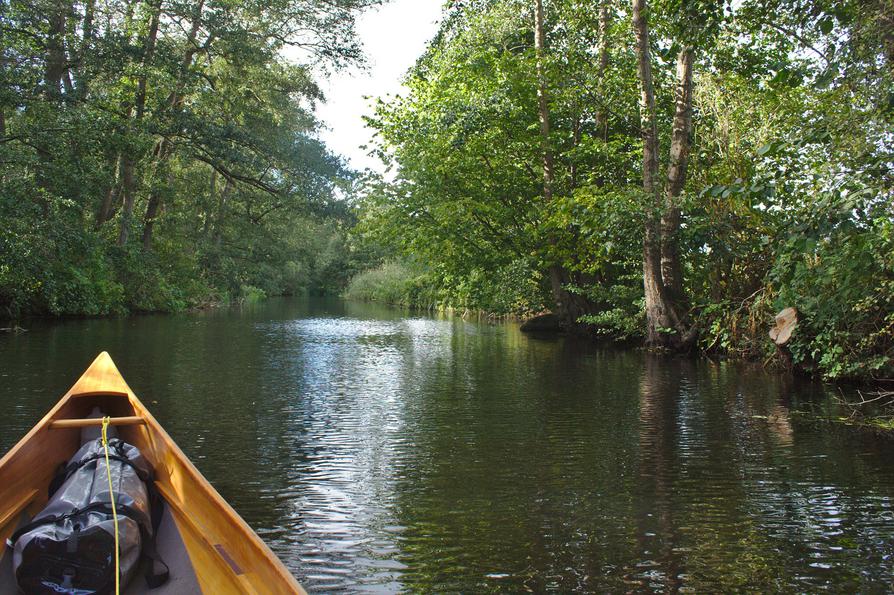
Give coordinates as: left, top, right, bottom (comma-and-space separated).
314, 0, 444, 174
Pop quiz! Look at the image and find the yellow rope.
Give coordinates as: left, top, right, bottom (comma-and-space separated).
101, 416, 121, 595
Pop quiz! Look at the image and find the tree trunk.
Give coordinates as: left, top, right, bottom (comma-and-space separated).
133, 2, 160, 122
117, 158, 137, 245
632, 0, 659, 198
550, 267, 601, 332
75, 0, 96, 99
44, 2, 67, 100
165, 0, 205, 108
535, 0, 564, 319
874, 0, 894, 74
141, 139, 172, 249
570, 114, 580, 189
212, 175, 233, 248
533, 0, 554, 202
661, 47, 693, 303
97, 154, 123, 227
118, 0, 161, 246
535, 0, 598, 329
33, 1, 70, 213
141, 0, 206, 251
594, 1, 611, 136
0, 48, 5, 138
547, 266, 581, 329
632, 0, 693, 349
202, 168, 217, 238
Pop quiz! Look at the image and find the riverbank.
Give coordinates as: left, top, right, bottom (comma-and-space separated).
345, 266, 892, 382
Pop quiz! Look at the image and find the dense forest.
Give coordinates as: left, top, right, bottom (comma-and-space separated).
2, 0, 892, 381
0, 0, 378, 314
349, 0, 894, 380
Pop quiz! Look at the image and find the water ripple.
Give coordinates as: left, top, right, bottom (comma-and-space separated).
3, 300, 894, 591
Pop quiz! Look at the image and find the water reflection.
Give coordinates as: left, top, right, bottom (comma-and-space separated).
1, 298, 894, 591
631, 356, 683, 591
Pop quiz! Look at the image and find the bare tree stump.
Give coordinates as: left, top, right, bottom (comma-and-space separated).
769, 307, 798, 368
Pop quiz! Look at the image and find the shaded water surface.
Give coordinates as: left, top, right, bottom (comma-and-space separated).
2, 298, 894, 591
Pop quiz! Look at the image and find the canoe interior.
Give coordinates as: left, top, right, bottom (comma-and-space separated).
0, 392, 203, 593
0, 352, 304, 595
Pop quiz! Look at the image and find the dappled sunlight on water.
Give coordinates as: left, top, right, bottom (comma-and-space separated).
2, 298, 894, 591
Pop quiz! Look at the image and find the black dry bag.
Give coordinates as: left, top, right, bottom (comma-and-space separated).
8, 435, 168, 594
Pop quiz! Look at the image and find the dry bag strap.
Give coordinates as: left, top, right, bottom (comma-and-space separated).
6, 502, 169, 589
7, 502, 142, 546
141, 527, 170, 589
49, 446, 151, 497
142, 481, 169, 588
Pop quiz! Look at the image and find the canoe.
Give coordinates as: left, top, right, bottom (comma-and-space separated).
0, 352, 305, 594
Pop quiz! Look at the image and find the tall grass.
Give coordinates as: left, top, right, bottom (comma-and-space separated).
344, 262, 439, 308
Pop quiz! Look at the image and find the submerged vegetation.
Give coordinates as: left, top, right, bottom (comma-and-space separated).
0, 0, 378, 316
352, 0, 894, 381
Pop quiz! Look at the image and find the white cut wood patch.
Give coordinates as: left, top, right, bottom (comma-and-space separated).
769, 307, 798, 346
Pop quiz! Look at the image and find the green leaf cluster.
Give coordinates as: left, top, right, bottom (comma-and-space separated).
352, 0, 893, 379
0, 0, 379, 317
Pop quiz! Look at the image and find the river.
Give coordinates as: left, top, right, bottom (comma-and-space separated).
2, 298, 893, 591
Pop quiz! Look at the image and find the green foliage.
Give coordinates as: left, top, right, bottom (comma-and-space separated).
770, 197, 894, 379
344, 261, 439, 308
0, 196, 125, 316
344, 258, 546, 316
574, 277, 646, 341
353, 0, 893, 379
0, 0, 377, 319
437, 259, 546, 315
238, 285, 267, 305
114, 243, 203, 312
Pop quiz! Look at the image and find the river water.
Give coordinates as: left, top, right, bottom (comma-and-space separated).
2, 298, 893, 592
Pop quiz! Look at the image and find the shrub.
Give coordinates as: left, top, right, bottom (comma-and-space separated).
239, 285, 267, 304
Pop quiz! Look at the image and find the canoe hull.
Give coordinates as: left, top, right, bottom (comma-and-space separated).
0, 352, 304, 594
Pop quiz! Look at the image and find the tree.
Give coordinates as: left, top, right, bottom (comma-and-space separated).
0, 0, 379, 316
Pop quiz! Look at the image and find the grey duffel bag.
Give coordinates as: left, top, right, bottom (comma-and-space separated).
8, 434, 168, 593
